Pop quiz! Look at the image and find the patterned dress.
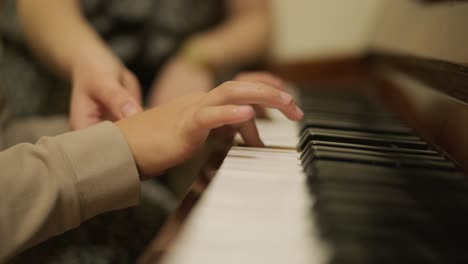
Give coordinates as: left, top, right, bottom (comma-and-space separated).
82, 0, 224, 93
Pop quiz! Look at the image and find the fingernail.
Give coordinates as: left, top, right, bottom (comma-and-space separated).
121, 102, 138, 117
295, 105, 304, 119
280, 92, 292, 105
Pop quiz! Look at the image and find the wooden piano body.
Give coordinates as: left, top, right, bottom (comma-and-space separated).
139, 1, 468, 263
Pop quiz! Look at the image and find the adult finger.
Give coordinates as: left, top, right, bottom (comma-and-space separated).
70, 93, 102, 130
95, 81, 143, 119
235, 72, 285, 91
193, 105, 255, 131
121, 69, 142, 105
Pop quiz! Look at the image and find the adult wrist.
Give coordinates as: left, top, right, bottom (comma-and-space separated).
71, 50, 123, 78
179, 38, 217, 75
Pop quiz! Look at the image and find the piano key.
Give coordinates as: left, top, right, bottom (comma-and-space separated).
298, 91, 397, 119
298, 88, 369, 102
300, 127, 422, 143
301, 148, 456, 171
300, 114, 412, 135
299, 128, 429, 151
160, 146, 327, 264
301, 145, 446, 162
307, 160, 466, 187
300, 140, 439, 159
313, 201, 468, 234
313, 203, 438, 236
158, 85, 468, 264
310, 182, 468, 211
314, 208, 468, 257
329, 238, 441, 264
313, 185, 429, 207
300, 107, 399, 120
300, 108, 400, 120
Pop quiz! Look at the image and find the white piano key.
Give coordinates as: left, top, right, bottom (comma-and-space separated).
161, 92, 329, 263
162, 147, 330, 264
235, 108, 300, 149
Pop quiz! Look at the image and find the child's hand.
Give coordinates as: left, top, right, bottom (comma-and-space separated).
70, 55, 143, 130
116, 80, 303, 180
234, 72, 286, 119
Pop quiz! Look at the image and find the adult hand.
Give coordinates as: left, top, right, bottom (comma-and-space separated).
147, 55, 214, 107
116, 80, 303, 180
70, 55, 143, 130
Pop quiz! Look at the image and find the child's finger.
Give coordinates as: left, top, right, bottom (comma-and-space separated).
121, 69, 142, 105
193, 105, 255, 131
235, 72, 285, 91
205, 81, 303, 120
238, 119, 264, 147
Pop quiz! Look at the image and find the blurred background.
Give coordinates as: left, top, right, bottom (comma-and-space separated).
271, 0, 468, 65
270, 0, 382, 63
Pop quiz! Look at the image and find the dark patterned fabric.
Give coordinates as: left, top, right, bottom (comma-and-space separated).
83, 0, 225, 91
0, 0, 69, 119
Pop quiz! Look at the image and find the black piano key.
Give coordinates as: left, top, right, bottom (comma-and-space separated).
313, 203, 438, 236
300, 114, 412, 135
297, 88, 468, 264
313, 202, 468, 240
301, 145, 446, 163
300, 104, 393, 118
299, 90, 384, 110
323, 221, 468, 264
298, 90, 397, 119
329, 238, 442, 264
325, 223, 468, 263
301, 145, 451, 171
307, 160, 466, 187
315, 213, 468, 261
299, 126, 421, 142
329, 241, 468, 264
300, 140, 439, 160
298, 89, 368, 102
311, 182, 468, 211
301, 148, 456, 171
298, 128, 428, 151
313, 185, 428, 207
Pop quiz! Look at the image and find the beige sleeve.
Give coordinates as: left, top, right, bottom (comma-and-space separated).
0, 121, 140, 262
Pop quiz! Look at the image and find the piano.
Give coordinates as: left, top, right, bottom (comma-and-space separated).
138, 1, 468, 263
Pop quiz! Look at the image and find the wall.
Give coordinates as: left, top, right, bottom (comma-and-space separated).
271, 0, 382, 63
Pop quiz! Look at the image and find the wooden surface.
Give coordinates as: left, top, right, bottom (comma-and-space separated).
371, 66, 468, 172
370, 0, 468, 65
268, 56, 368, 85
